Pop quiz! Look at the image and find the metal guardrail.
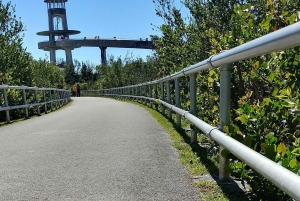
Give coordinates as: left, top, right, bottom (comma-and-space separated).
0, 85, 71, 123
86, 21, 300, 200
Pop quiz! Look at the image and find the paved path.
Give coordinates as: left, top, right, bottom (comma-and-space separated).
0, 97, 199, 201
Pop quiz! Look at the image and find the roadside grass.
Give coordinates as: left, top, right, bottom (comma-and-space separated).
119, 98, 255, 201
0, 99, 73, 128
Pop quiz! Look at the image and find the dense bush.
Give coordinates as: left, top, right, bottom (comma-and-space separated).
151, 0, 299, 199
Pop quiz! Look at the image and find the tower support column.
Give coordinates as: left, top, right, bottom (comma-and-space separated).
64, 47, 74, 65
100, 47, 107, 65
49, 49, 56, 64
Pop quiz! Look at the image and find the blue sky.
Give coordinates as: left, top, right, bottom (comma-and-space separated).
3, 0, 178, 66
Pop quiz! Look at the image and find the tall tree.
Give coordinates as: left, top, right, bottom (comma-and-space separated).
0, 0, 32, 86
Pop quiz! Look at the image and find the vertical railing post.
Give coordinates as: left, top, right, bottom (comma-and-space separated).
55, 90, 59, 109
167, 80, 172, 119
218, 63, 233, 181
144, 85, 147, 105
154, 83, 158, 110
175, 78, 181, 128
43, 90, 48, 114
58, 90, 61, 108
135, 86, 138, 101
22, 87, 29, 119
189, 73, 197, 144
149, 84, 152, 108
160, 82, 165, 114
3, 88, 11, 123
34, 89, 41, 116
139, 85, 142, 102
50, 89, 53, 111
67, 89, 71, 102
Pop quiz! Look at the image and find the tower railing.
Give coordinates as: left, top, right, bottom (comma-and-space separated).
86, 22, 300, 200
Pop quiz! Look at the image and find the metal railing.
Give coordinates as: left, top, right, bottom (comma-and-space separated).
86, 21, 300, 200
0, 85, 71, 123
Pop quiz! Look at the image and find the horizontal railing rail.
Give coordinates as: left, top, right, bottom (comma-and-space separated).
0, 85, 71, 123
85, 21, 300, 200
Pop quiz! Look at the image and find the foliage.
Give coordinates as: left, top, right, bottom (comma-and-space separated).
0, 1, 66, 121
152, 0, 300, 199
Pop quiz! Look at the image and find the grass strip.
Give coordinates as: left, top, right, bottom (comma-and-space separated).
124, 99, 255, 201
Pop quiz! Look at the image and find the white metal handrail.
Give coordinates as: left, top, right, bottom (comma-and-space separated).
87, 22, 300, 200
0, 85, 71, 123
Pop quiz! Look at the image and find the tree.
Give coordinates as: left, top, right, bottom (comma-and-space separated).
0, 0, 33, 86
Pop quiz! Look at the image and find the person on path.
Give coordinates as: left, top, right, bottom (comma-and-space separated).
72, 85, 77, 97
76, 84, 81, 97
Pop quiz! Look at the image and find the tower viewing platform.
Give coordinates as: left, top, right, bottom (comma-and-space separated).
37, 0, 80, 64
37, 0, 153, 65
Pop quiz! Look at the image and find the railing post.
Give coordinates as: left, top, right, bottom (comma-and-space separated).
55, 90, 59, 109
167, 80, 172, 119
160, 82, 165, 114
154, 83, 158, 110
190, 73, 197, 144
43, 90, 48, 114
175, 78, 181, 128
34, 89, 41, 116
135, 86, 137, 100
149, 84, 152, 108
3, 88, 10, 123
218, 63, 233, 181
144, 85, 147, 105
50, 90, 53, 111
58, 90, 62, 108
22, 87, 29, 119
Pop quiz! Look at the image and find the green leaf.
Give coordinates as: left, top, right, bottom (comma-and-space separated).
243, 136, 252, 147
272, 87, 279, 96
236, 162, 243, 169
235, 114, 248, 124
208, 77, 214, 83
270, 137, 278, 144
288, 13, 297, 24
221, 149, 229, 158
268, 72, 275, 81
277, 143, 287, 156
263, 98, 272, 106
289, 159, 297, 168
265, 145, 277, 161
292, 148, 300, 156
213, 105, 218, 111
282, 158, 289, 168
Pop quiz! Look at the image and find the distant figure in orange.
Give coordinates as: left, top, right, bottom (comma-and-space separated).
71, 85, 77, 96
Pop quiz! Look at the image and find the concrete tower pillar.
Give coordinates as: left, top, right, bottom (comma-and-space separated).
61, 14, 68, 30
64, 47, 74, 65
50, 49, 56, 63
100, 47, 107, 65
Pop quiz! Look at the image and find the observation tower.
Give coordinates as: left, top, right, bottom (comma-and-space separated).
37, 0, 80, 64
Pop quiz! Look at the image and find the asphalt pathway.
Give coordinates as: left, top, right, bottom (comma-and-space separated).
0, 97, 200, 201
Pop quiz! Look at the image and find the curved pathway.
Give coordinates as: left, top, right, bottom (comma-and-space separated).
0, 97, 199, 200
